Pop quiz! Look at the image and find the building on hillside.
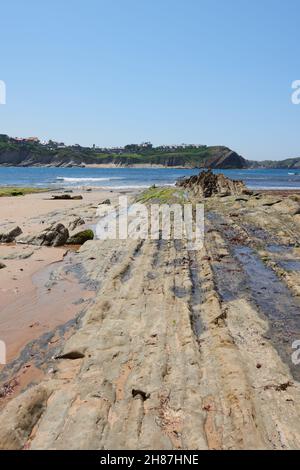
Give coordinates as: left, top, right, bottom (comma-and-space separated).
13, 137, 40, 143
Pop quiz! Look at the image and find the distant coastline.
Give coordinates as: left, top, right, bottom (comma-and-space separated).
1, 134, 300, 169
0, 135, 246, 169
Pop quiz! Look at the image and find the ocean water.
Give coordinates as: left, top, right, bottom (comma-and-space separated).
0, 167, 300, 190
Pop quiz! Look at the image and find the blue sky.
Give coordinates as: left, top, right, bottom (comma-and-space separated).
0, 0, 299, 160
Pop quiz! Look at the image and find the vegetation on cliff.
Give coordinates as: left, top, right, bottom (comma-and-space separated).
0, 135, 247, 169
2, 134, 299, 169
248, 157, 300, 169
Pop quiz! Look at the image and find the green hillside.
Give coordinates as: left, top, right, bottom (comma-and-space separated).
0, 135, 247, 168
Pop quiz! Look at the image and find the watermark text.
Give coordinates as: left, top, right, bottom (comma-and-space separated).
0, 340, 6, 365
96, 196, 204, 250
291, 80, 300, 105
292, 340, 300, 365
0, 80, 6, 105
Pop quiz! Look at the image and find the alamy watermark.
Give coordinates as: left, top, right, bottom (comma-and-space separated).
291, 80, 300, 105
96, 196, 204, 250
0, 340, 6, 365
292, 340, 300, 365
0, 80, 6, 105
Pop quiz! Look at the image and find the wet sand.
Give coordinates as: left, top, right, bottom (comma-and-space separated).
0, 246, 95, 365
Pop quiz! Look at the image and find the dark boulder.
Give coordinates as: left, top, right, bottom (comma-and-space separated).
0, 226, 23, 243
42, 224, 69, 246
51, 194, 83, 200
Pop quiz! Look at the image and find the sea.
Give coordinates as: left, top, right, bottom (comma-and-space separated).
0, 167, 300, 191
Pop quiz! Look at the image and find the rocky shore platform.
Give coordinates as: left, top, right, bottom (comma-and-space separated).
1, 177, 300, 450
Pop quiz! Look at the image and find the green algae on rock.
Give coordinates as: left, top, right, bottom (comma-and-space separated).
66, 229, 94, 245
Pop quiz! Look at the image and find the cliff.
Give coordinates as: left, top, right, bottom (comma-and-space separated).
0, 135, 247, 169
249, 157, 300, 169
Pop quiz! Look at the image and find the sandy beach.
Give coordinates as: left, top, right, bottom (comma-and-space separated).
1, 182, 300, 449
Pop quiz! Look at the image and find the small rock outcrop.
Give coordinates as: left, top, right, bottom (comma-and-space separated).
41, 224, 69, 246
18, 224, 69, 247
66, 229, 94, 245
68, 217, 85, 231
177, 170, 246, 198
99, 199, 111, 205
51, 195, 83, 201
0, 262, 6, 269
0, 226, 22, 243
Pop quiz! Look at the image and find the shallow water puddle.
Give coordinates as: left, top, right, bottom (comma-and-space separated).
188, 251, 203, 337
234, 246, 300, 380
206, 212, 300, 379
266, 244, 293, 254
277, 260, 300, 272
266, 245, 300, 271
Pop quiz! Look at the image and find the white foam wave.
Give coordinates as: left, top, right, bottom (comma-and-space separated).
56, 177, 124, 182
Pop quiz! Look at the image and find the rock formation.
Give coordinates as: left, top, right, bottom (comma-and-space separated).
68, 217, 85, 231
0, 226, 22, 243
51, 195, 83, 200
18, 224, 69, 247
177, 170, 247, 198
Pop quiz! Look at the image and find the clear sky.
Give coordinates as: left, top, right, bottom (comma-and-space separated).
0, 0, 300, 160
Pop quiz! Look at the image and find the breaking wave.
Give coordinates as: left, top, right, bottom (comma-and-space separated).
56, 177, 124, 182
